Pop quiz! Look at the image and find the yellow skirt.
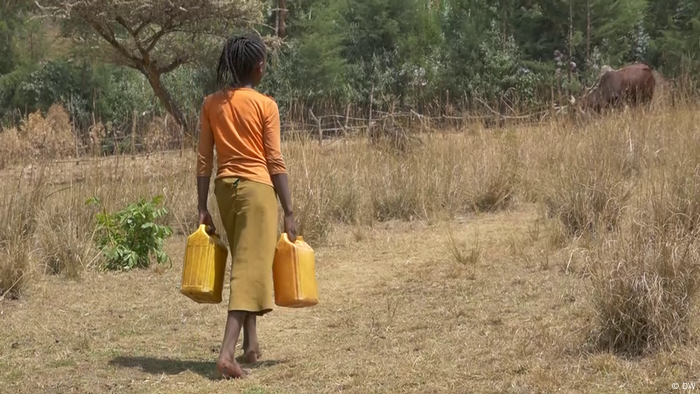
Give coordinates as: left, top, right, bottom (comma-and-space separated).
214, 177, 277, 314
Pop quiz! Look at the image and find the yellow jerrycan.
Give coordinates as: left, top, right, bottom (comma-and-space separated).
181, 225, 228, 304
272, 233, 319, 308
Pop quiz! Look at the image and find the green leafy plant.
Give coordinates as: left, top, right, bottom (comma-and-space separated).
87, 195, 172, 271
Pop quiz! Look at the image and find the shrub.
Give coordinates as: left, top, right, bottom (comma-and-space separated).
538, 120, 636, 238
88, 195, 173, 271
646, 160, 700, 237
0, 236, 31, 300
0, 127, 28, 169
21, 104, 76, 160
466, 133, 520, 212
34, 204, 97, 279
0, 180, 45, 299
588, 223, 700, 356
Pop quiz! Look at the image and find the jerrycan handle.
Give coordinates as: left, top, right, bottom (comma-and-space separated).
281, 232, 304, 244
198, 224, 220, 238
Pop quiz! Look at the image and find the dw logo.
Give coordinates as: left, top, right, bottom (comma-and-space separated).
673, 382, 696, 390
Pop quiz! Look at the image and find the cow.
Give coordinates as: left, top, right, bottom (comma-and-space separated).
569, 63, 656, 114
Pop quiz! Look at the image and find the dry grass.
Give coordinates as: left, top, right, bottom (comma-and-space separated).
2, 104, 700, 392
144, 116, 176, 152
0, 104, 76, 169
582, 127, 700, 356
34, 203, 98, 279
0, 236, 32, 300
22, 104, 76, 160
2, 208, 697, 393
0, 127, 29, 169
588, 223, 700, 356
532, 116, 640, 238
446, 225, 480, 280
284, 130, 521, 244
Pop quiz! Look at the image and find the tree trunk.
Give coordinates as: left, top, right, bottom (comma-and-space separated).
278, 0, 287, 38
502, 0, 507, 49
144, 69, 188, 133
586, 0, 590, 64
568, 0, 573, 96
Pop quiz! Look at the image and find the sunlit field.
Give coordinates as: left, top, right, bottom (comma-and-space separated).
2, 105, 700, 393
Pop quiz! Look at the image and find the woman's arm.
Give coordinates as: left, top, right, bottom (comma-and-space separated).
271, 173, 297, 241
197, 103, 216, 234
197, 176, 215, 234
263, 100, 297, 241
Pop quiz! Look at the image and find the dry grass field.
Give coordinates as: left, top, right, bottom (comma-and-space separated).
2, 106, 700, 393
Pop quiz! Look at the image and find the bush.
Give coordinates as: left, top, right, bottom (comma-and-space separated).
34, 204, 96, 279
538, 119, 637, 238
21, 104, 76, 160
88, 196, 173, 271
588, 224, 700, 356
0, 127, 28, 169
0, 236, 31, 300
0, 180, 45, 299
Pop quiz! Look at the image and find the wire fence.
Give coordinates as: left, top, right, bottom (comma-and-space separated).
2, 104, 559, 167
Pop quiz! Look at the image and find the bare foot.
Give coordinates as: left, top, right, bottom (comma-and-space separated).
237, 346, 262, 365
216, 358, 247, 379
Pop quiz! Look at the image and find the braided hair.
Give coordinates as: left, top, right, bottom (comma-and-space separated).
216, 32, 267, 88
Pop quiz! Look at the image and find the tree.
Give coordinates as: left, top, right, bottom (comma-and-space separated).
647, 0, 700, 77
37, 0, 265, 131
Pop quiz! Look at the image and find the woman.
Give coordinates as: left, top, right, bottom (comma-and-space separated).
196, 32, 297, 379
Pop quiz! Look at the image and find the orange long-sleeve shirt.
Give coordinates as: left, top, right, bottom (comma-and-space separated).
197, 87, 287, 186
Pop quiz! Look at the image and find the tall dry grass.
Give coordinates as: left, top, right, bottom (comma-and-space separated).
0, 152, 200, 295
580, 110, 700, 355
588, 222, 700, 356
529, 115, 645, 238
533, 106, 700, 355
0, 128, 29, 169
2, 102, 700, 357
0, 174, 45, 298
284, 131, 521, 242
0, 104, 76, 170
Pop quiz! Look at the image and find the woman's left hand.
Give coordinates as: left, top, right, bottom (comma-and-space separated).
284, 213, 298, 242
199, 209, 216, 235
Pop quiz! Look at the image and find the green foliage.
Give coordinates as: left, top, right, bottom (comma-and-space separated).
87, 196, 172, 271
648, 0, 700, 76
0, 59, 160, 130
1, 0, 700, 128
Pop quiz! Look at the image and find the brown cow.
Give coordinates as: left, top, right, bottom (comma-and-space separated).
569, 63, 655, 113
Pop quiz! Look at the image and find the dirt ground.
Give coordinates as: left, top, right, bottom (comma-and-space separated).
2, 203, 698, 394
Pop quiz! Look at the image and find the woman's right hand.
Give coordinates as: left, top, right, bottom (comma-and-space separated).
199, 209, 216, 235
284, 213, 298, 242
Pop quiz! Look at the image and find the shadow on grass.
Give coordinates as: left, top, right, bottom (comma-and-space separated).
109, 356, 285, 380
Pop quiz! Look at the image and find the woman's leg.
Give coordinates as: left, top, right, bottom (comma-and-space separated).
241, 314, 261, 364
214, 177, 248, 379
216, 311, 247, 378
216, 178, 276, 373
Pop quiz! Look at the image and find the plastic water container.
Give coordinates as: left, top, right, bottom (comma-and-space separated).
181, 225, 228, 304
273, 233, 319, 308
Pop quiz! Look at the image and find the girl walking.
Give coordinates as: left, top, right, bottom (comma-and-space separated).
196, 32, 297, 379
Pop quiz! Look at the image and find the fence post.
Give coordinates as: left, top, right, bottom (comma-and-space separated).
70, 94, 80, 160
131, 109, 137, 156
309, 109, 322, 145
344, 103, 350, 137
368, 84, 375, 143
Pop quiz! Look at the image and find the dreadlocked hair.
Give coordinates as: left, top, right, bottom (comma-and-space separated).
216, 32, 267, 88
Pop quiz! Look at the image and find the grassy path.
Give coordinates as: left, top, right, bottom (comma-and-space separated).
1, 205, 697, 393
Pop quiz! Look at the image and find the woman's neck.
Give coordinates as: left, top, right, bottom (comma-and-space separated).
233, 80, 255, 89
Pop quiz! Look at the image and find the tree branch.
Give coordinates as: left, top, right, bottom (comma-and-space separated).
133, 19, 150, 36
115, 16, 134, 35
89, 21, 142, 70
145, 28, 168, 53
116, 15, 150, 61
157, 56, 187, 74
